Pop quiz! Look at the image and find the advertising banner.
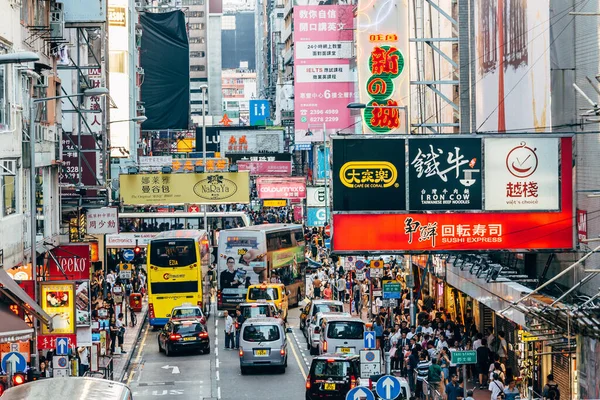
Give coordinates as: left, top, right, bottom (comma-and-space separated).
220, 130, 284, 154
86, 207, 118, 234
332, 137, 406, 211
307, 207, 330, 227
105, 232, 158, 248
256, 177, 307, 199
294, 5, 354, 145
47, 244, 91, 281
237, 161, 292, 176
171, 158, 229, 172
484, 138, 559, 211
578, 209, 588, 243
263, 200, 287, 207
139, 156, 173, 171
227, 153, 292, 163
119, 172, 250, 205
356, 0, 410, 134
315, 146, 330, 181
218, 233, 268, 304
59, 134, 99, 190
307, 186, 328, 207
408, 138, 482, 210
75, 281, 91, 327
41, 282, 76, 335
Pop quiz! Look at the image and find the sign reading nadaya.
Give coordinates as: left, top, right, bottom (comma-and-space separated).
120, 172, 250, 205
332, 137, 405, 211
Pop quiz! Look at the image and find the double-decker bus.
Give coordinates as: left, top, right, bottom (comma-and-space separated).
216, 224, 306, 312
147, 230, 210, 327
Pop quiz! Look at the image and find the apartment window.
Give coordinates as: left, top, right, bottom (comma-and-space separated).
182, 0, 204, 5
191, 65, 206, 71
277, 13, 284, 18
109, 51, 126, 73
189, 37, 205, 44
190, 51, 206, 58
189, 23, 205, 30
222, 15, 236, 30
189, 11, 204, 17
3, 175, 16, 216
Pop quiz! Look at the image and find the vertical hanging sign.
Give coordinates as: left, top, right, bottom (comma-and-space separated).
356, 1, 410, 133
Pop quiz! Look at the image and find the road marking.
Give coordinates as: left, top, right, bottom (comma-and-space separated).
216, 358, 220, 368
216, 370, 220, 381
217, 386, 221, 399
127, 326, 149, 385
215, 328, 218, 336
215, 319, 218, 327
215, 347, 218, 356
215, 338, 218, 346
287, 333, 307, 380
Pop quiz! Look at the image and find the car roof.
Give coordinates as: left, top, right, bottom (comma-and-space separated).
239, 302, 276, 308
248, 283, 285, 289
172, 305, 201, 310
312, 353, 360, 361
323, 316, 365, 323
311, 300, 343, 305
315, 311, 350, 320
243, 317, 284, 326
172, 319, 203, 325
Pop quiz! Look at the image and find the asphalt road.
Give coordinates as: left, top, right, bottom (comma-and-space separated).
125, 305, 315, 400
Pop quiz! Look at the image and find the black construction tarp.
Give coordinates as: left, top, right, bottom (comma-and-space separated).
140, 11, 190, 130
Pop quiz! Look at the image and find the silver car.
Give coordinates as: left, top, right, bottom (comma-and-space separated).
238, 317, 291, 374
307, 311, 351, 355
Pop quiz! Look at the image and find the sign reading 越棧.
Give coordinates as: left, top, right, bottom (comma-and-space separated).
86, 207, 118, 234
484, 138, 559, 211
408, 138, 482, 211
332, 137, 405, 211
119, 172, 250, 205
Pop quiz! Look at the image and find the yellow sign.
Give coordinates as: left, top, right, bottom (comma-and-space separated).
120, 172, 250, 205
263, 199, 287, 207
518, 330, 539, 342
172, 158, 229, 172
108, 6, 126, 27
339, 161, 398, 188
41, 283, 75, 335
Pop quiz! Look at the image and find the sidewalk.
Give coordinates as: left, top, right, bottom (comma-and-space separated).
111, 298, 148, 382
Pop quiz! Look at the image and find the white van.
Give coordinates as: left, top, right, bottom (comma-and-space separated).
318, 316, 366, 355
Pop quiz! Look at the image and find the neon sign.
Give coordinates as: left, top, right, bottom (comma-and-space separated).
364, 45, 404, 132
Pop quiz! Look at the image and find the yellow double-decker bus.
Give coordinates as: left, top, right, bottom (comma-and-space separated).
147, 230, 210, 327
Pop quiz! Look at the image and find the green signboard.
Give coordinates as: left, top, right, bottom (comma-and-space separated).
382, 280, 401, 299
451, 350, 477, 365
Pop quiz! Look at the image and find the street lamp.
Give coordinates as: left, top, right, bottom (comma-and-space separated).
109, 116, 147, 124
346, 102, 409, 135
0, 51, 40, 65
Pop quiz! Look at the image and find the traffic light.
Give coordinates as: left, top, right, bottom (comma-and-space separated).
134, 246, 142, 255
12, 372, 26, 386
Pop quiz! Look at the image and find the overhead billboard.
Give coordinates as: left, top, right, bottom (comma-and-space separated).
331, 136, 573, 252
256, 177, 307, 200
220, 130, 284, 154
474, 0, 550, 132
294, 5, 354, 146
356, 0, 410, 133
332, 137, 406, 211
237, 160, 292, 176
119, 172, 250, 205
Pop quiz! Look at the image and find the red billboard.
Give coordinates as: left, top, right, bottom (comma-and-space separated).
47, 244, 91, 281
332, 137, 573, 252
256, 177, 307, 199
237, 161, 292, 176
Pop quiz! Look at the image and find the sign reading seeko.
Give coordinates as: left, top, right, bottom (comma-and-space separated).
119, 172, 250, 205
41, 283, 76, 335
332, 137, 405, 211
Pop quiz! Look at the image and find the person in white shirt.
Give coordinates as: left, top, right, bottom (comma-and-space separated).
489, 373, 505, 400
421, 321, 434, 336
473, 333, 483, 351
436, 333, 449, 351
78, 347, 90, 376
224, 311, 235, 349
406, 326, 417, 340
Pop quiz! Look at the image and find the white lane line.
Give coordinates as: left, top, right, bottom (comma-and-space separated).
216, 358, 220, 368
215, 338, 219, 346
217, 387, 222, 400
215, 347, 219, 356
216, 370, 220, 381
215, 319, 218, 327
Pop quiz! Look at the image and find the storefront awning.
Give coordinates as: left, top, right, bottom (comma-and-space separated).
0, 307, 34, 344
0, 268, 52, 329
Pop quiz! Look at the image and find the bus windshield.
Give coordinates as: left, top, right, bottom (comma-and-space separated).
149, 239, 197, 267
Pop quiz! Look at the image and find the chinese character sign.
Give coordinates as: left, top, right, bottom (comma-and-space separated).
408, 138, 482, 210
357, 1, 410, 134
294, 5, 354, 144
484, 138, 559, 211
86, 207, 118, 234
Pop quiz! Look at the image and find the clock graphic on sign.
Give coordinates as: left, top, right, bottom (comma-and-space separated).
506, 142, 538, 178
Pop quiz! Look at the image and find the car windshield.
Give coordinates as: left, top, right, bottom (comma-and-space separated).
327, 321, 364, 339
243, 325, 281, 342
149, 239, 197, 267
172, 308, 203, 318
314, 304, 343, 315
312, 360, 350, 378
241, 305, 271, 318
248, 288, 279, 300
173, 322, 204, 334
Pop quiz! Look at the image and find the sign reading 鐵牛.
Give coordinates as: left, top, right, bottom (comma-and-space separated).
408, 138, 482, 211
332, 137, 405, 211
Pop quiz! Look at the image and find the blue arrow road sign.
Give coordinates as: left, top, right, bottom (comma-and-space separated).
346, 386, 375, 400
364, 331, 376, 349
375, 375, 402, 400
249, 99, 270, 126
123, 249, 135, 262
1, 352, 27, 373
56, 337, 69, 355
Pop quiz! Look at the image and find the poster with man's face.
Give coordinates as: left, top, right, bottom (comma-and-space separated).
218, 234, 267, 303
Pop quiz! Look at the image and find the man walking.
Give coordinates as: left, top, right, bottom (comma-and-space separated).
224, 311, 235, 349
336, 274, 346, 302
235, 308, 245, 349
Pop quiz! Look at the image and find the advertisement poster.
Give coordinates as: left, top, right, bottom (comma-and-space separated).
307, 207, 330, 227
332, 137, 406, 211
408, 138, 482, 210
218, 234, 267, 305
484, 138, 559, 211
120, 172, 250, 205
237, 160, 292, 176
75, 281, 91, 327
256, 177, 307, 200
220, 130, 284, 154
47, 244, 91, 281
294, 5, 354, 145
41, 283, 75, 335
86, 207, 118, 234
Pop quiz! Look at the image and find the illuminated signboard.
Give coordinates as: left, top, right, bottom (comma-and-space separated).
356, 2, 410, 133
